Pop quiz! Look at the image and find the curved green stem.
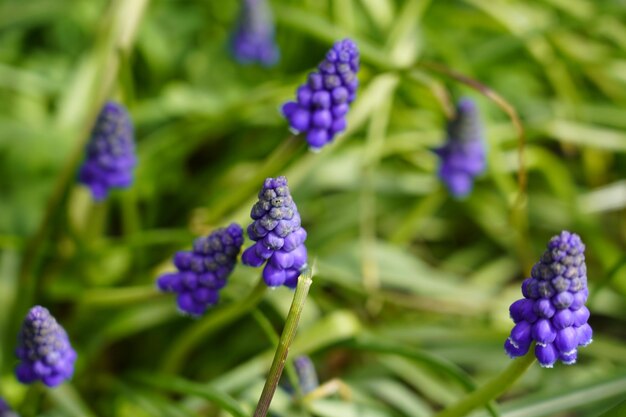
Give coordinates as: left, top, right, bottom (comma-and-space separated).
433, 353, 535, 417
253, 267, 313, 417
162, 278, 267, 373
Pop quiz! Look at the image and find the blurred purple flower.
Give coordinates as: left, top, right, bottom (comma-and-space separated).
505, 231, 592, 368
15, 306, 77, 387
231, 0, 279, 66
435, 98, 486, 198
157, 224, 244, 317
241, 176, 307, 288
281, 39, 360, 150
78, 101, 137, 201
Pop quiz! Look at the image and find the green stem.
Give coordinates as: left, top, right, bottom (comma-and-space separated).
433, 353, 535, 417
162, 278, 267, 373
253, 267, 313, 417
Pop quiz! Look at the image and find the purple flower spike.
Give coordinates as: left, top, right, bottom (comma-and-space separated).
231, 0, 279, 66
78, 101, 137, 201
157, 223, 244, 317
504, 231, 592, 367
435, 98, 486, 198
15, 306, 77, 387
281, 39, 360, 150
241, 176, 308, 288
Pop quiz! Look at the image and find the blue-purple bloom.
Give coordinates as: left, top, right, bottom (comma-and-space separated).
294, 355, 319, 395
15, 306, 77, 387
505, 231, 592, 368
78, 101, 137, 201
157, 224, 244, 316
231, 0, 279, 66
241, 176, 307, 288
434, 98, 486, 198
281, 39, 360, 150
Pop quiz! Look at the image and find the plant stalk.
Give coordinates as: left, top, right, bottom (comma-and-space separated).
433, 353, 535, 417
253, 267, 313, 417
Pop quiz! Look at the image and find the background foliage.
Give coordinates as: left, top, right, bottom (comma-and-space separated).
1, 0, 626, 416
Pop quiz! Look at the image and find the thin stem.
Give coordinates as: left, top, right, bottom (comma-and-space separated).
433, 353, 535, 417
253, 267, 313, 417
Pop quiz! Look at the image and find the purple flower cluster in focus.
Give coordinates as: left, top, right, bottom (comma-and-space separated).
15, 306, 77, 387
434, 98, 486, 198
505, 231, 592, 367
157, 224, 244, 317
242, 176, 307, 288
282, 39, 360, 150
231, 0, 279, 66
78, 101, 137, 201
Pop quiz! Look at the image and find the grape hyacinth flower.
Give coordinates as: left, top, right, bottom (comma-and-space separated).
231, 0, 279, 66
78, 101, 137, 201
241, 176, 307, 288
505, 231, 592, 368
434, 98, 486, 198
157, 224, 244, 316
15, 306, 77, 387
281, 39, 360, 150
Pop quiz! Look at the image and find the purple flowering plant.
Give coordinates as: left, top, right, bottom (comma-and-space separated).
7, 2, 625, 417
435, 98, 486, 198
241, 176, 307, 288
505, 231, 592, 367
78, 101, 137, 201
157, 223, 244, 316
281, 39, 360, 150
15, 306, 76, 388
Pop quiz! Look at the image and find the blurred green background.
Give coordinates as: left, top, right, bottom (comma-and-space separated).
1, 0, 626, 416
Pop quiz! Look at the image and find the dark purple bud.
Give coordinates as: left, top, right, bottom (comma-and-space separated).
283, 269, 301, 289
270, 250, 294, 269
263, 263, 286, 287
297, 87, 313, 107
572, 306, 590, 327
535, 343, 558, 368
532, 319, 556, 345
510, 299, 533, 323
533, 298, 555, 319
504, 336, 530, 358
555, 327, 578, 355
312, 91, 331, 109
230, 0, 279, 66
576, 323, 593, 347
552, 291, 573, 310
551, 308, 574, 329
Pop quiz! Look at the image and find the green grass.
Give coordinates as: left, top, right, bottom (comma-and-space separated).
1, 0, 625, 416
